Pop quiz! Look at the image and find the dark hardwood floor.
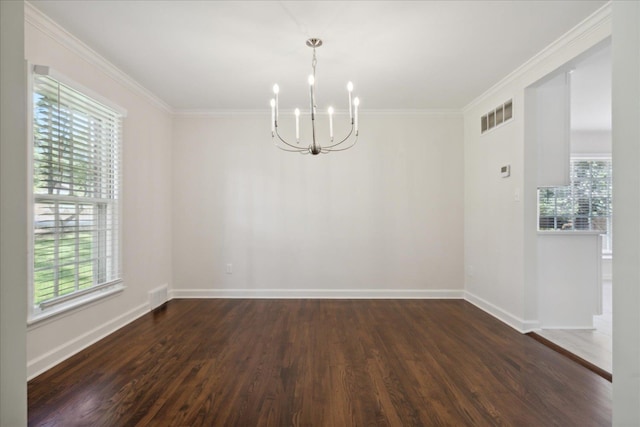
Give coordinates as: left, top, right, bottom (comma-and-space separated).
28, 299, 611, 426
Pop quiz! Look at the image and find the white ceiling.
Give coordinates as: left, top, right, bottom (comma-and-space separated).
29, 0, 607, 112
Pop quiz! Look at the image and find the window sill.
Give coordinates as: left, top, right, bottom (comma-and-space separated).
537, 230, 604, 236
27, 284, 125, 328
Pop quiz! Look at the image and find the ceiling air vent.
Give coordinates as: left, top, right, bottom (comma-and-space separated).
481, 99, 512, 134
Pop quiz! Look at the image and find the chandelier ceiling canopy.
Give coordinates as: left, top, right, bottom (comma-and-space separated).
270, 38, 359, 155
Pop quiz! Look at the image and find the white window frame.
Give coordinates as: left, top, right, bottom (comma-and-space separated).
27, 65, 127, 324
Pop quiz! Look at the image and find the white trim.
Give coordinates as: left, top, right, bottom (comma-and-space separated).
570, 153, 612, 160
27, 285, 125, 330
34, 65, 128, 117
173, 109, 463, 118
27, 301, 148, 380
173, 109, 267, 118
464, 291, 540, 333
463, 3, 612, 113
538, 230, 604, 236
170, 288, 465, 300
538, 326, 596, 331
602, 256, 612, 281
360, 109, 463, 117
36, 281, 123, 311
24, 2, 172, 114
26, 62, 35, 321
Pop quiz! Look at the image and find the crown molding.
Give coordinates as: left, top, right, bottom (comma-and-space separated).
360, 109, 462, 117
173, 110, 271, 118
174, 108, 463, 118
24, 1, 173, 114
463, 2, 612, 113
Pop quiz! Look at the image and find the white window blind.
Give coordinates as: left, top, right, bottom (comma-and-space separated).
32, 69, 123, 311
538, 158, 613, 253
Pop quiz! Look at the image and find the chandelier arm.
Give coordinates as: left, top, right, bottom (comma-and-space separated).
324, 134, 359, 152
274, 128, 307, 151
272, 137, 307, 153
275, 145, 308, 153
321, 123, 355, 149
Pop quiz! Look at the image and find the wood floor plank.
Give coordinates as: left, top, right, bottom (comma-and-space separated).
28, 299, 611, 426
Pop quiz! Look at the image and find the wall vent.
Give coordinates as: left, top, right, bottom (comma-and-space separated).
149, 285, 168, 310
481, 99, 512, 134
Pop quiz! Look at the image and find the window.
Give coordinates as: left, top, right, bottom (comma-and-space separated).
31, 68, 123, 317
538, 158, 612, 253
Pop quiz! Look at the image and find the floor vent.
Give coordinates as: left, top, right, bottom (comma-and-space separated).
149, 285, 168, 310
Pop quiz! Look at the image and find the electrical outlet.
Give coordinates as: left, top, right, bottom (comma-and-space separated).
226, 263, 233, 274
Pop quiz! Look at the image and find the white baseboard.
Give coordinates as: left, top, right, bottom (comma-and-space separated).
27, 302, 148, 380
170, 288, 465, 300
464, 291, 540, 333
539, 326, 596, 331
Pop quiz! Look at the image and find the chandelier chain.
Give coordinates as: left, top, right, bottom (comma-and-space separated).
311, 48, 317, 76
311, 48, 317, 110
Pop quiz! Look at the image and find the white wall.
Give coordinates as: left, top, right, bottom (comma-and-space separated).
537, 233, 602, 328
612, 1, 640, 424
463, 7, 611, 331
24, 5, 173, 378
0, 1, 28, 424
571, 130, 611, 155
464, 96, 528, 327
172, 113, 464, 297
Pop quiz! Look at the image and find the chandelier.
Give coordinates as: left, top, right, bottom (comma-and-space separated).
270, 38, 360, 155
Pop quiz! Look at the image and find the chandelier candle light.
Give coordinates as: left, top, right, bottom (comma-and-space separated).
270, 38, 360, 155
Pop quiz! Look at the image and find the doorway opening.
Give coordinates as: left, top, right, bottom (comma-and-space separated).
527, 40, 612, 376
